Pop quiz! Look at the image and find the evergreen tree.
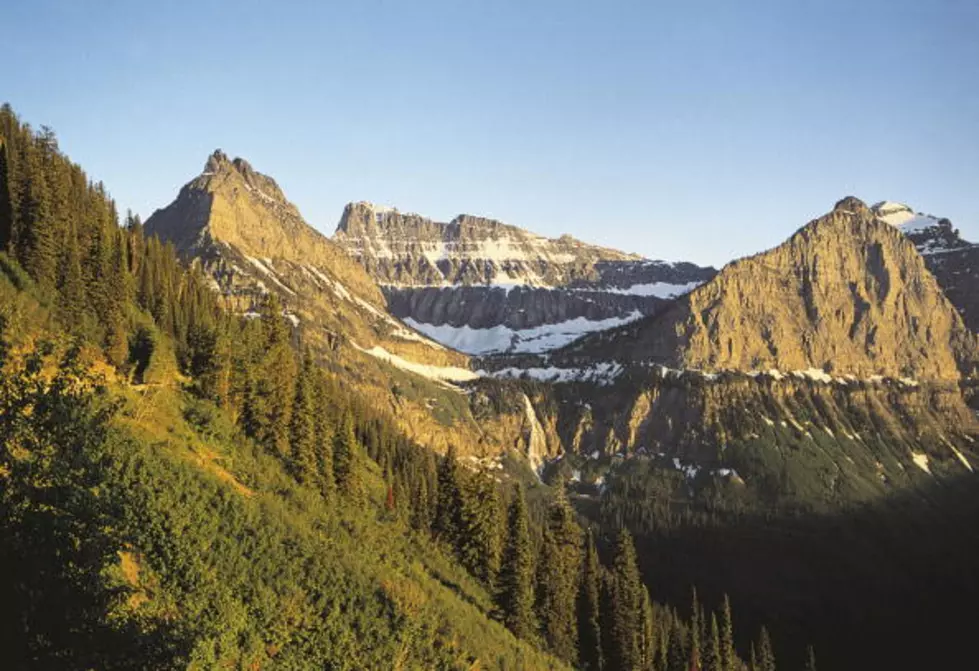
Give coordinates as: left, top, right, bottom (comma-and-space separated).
535, 490, 582, 662
312, 371, 336, 501
433, 445, 464, 546
333, 411, 364, 501
666, 612, 687, 671
605, 529, 643, 671
688, 588, 701, 671
703, 613, 721, 671
289, 351, 317, 484
458, 469, 502, 585
638, 586, 655, 671
720, 595, 735, 671
17, 136, 58, 290
756, 627, 775, 671
0, 137, 12, 252
56, 219, 85, 328
497, 486, 535, 639
577, 529, 603, 671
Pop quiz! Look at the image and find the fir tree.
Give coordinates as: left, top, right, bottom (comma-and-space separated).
289, 351, 318, 484
497, 485, 535, 639
0, 137, 12, 252
688, 588, 701, 671
577, 529, 604, 671
703, 613, 721, 671
720, 595, 735, 671
638, 586, 655, 671
756, 627, 775, 671
666, 611, 687, 671
535, 490, 582, 662
458, 469, 502, 585
605, 529, 643, 671
333, 410, 363, 501
311, 371, 336, 501
433, 445, 464, 546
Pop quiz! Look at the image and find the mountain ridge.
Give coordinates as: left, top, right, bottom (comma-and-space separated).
556, 197, 977, 381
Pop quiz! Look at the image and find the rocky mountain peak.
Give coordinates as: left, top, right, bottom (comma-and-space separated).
833, 195, 872, 216
563, 197, 977, 380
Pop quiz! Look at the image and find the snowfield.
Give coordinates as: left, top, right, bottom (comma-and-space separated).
403, 312, 645, 355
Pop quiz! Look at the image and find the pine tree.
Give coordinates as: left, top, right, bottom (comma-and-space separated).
688, 588, 702, 671
720, 594, 735, 671
577, 529, 603, 671
17, 136, 58, 290
458, 469, 502, 585
605, 529, 643, 671
57, 219, 85, 328
666, 611, 687, 671
433, 445, 464, 547
638, 586, 655, 671
535, 490, 582, 662
312, 370, 335, 501
703, 613, 721, 671
333, 411, 364, 501
289, 351, 317, 484
497, 485, 535, 639
0, 137, 12, 252
756, 627, 775, 671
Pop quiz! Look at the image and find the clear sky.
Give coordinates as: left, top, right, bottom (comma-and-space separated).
4, 0, 978, 267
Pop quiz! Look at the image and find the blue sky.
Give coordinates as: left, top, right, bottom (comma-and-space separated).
5, 0, 978, 267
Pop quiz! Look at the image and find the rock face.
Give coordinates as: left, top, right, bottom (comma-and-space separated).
333, 201, 716, 354
563, 197, 977, 381
144, 151, 560, 460
872, 201, 979, 333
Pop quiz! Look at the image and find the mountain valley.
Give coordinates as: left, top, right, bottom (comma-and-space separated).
3, 104, 979, 670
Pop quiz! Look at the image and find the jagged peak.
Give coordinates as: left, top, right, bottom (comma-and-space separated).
832, 195, 871, 216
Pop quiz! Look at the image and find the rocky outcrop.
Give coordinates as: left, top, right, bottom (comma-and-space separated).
333, 201, 715, 354
564, 197, 977, 381
144, 151, 548, 459
872, 201, 979, 333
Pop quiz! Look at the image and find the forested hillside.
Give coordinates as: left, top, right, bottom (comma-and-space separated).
0, 106, 799, 669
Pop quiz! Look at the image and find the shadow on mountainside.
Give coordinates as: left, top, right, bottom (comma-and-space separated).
606, 472, 979, 670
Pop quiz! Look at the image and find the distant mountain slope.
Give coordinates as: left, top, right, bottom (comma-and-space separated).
145, 152, 552, 460
561, 197, 976, 381
872, 201, 979, 332
333, 201, 715, 354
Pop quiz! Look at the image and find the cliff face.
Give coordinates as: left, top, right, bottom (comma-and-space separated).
144, 152, 561, 460
565, 197, 977, 381
146, 151, 384, 305
872, 201, 979, 333
333, 201, 715, 354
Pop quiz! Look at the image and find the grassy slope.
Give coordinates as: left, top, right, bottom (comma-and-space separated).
0, 264, 567, 671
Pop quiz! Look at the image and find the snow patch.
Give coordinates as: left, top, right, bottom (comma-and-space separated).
351, 342, 478, 383
486, 362, 624, 385
574, 280, 703, 299
911, 452, 932, 474
404, 311, 644, 355
243, 255, 296, 295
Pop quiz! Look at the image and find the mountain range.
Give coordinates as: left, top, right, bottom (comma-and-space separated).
5, 115, 977, 670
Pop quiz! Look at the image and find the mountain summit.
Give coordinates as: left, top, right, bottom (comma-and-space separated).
565, 197, 977, 380
333, 201, 715, 354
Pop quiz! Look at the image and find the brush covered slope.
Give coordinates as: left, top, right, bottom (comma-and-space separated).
0, 109, 572, 670
334, 201, 715, 354
144, 151, 555, 460
2, 107, 778, 671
